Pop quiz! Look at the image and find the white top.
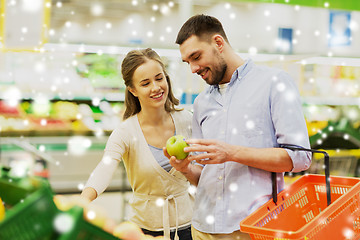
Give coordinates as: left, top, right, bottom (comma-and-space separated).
84, 110, 194, 238
148, 144, 173, 172
218, 82, 229, 96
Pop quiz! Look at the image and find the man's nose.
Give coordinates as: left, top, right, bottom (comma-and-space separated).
190, 63, 200, 74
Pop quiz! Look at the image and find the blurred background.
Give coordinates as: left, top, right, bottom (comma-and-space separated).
0, 0, 360, 223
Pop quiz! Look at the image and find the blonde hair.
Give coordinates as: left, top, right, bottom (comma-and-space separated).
121, 48, 181, 120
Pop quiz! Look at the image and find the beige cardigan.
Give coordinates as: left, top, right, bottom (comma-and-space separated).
104, 110, 194, 236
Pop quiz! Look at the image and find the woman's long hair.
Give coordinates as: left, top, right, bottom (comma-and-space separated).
121, 48, 181, 120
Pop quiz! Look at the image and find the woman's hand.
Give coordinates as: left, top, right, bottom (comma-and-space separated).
163, 145, 203, 186
163, 147, 192, 174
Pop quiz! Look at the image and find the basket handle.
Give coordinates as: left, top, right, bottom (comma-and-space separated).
272, 144, 331, 206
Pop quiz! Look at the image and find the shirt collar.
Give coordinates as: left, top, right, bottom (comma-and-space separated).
209, 58, 253, 93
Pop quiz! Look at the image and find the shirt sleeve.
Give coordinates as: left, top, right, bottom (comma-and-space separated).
192, 97, 204, 139
191, 98, 205, 167
84, 154, 119, 196
270, 70, 312, 172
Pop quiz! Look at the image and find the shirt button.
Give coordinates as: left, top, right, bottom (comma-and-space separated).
218, 176, 223, 180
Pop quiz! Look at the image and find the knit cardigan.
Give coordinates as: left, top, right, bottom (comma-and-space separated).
104, 110, 194, 232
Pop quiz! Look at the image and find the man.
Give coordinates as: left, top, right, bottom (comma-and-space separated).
164, 14, 311, 240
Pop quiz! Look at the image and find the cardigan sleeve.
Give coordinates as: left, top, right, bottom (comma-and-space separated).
104, 123, 129, 162
84, 121, 131, 195
83, 154, 119, 195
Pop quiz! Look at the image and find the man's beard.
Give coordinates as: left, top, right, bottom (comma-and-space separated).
207, 51, 227, 86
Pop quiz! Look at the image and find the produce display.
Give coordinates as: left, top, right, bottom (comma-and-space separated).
0, 197, 5, 221
53, 194, 168, 240
0, 166, 168, 240
0, 100, 124, 136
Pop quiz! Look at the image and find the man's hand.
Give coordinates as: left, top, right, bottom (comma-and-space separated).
185, 139, 234, 165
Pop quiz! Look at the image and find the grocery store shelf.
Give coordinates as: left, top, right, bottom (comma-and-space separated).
302, 96, 360, 106
0, 136, 131, 194
7, 92, 126, 102
0, 136, 108, 152
1, 137, 57, 163
43, 43, 321, 64
299, 57, 360, 67
239, 0, 360, 11
43, 43, 182, 58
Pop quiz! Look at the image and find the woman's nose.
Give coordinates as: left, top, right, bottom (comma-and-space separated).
151, 81, 161, 90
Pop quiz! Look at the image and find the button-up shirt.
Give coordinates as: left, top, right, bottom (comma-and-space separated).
191, 59, 311, 234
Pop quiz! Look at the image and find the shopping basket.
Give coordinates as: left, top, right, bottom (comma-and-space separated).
0, 167, 59, 240
240, 145, 360, 240
0, 166, 122, 240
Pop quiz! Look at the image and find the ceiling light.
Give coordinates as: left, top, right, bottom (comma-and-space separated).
91, 3, 104, 16
152, 4, 159, 11
160, 5, 170, 15
105, 22, 112, 29
21, 0, 42, 13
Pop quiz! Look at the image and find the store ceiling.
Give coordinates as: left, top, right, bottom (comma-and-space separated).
50, 0, 218, 28
50, 0, 360, 25
48, 0, 235, 46
2, 0, 357, 55
49, 0, 360, 31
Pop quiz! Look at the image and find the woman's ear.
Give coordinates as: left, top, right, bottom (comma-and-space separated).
128, 87, 138, 97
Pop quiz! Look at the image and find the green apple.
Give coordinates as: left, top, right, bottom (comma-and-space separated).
166, 135, 189, 160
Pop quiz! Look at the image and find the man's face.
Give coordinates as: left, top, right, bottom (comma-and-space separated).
179, 35, 227, 85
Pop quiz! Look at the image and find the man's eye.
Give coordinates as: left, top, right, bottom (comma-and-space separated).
194, 55, 200, 60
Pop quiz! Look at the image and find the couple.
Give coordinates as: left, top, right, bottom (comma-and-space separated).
81, 14, 311, 240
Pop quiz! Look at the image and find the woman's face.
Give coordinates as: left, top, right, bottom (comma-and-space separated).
129, 59, 169, 110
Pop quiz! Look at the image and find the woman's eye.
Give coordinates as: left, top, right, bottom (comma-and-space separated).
194, 55, 200, 60
142, 82, 149, 86
156, 77, 163, 81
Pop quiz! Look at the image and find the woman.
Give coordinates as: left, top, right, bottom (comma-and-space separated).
81, 48, 194, 240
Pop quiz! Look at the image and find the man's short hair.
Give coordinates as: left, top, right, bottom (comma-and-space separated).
175, 14, 229, 45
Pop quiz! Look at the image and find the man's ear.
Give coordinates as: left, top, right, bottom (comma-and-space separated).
128, 87, 138, 97
213, 35, 225, 53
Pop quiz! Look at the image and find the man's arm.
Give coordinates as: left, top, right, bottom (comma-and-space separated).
184, 139, 294, 172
